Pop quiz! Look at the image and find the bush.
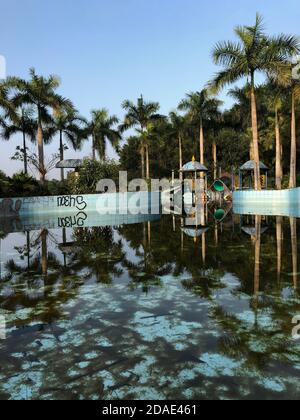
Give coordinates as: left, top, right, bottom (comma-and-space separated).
6, 172, 41, 197
0, 170, 9, 196
69, 159, 120, 194
47, 179, 72, 196
0, 172, 73, 198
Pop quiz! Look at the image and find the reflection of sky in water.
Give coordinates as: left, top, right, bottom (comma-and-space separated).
0, 215, 300, 400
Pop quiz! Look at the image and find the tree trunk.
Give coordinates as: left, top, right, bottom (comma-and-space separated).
275, 106, 283, 190
59, 129, 64, 181
290, 217, 298, 290
145, 142, 150, 180
249, 141, 254, 161
199, 116, 204, 165
212, 140, 217, 180
37, 113, 45, 182
22, 129, 28, 175
254, 215, 261, 295
276, 216, 283, 282
147, 221, 151, 248
179, 135, 183, 181
140, 145, 145, 179
26, 231, 30, 269
289, 90, 297, 188
41, 229, 48, 276
202, 233, 206, 265
250, 76, 261, 190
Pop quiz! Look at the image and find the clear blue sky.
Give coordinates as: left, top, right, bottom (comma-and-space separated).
1, 0, 300, 177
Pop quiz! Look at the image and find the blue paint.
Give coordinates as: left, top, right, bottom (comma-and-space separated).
0, 192, 161, 216
233, 188, 300, 217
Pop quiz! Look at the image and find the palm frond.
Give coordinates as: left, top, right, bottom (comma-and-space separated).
212, 41, 243, 67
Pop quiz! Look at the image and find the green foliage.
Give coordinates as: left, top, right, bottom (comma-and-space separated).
68, 158, 121, 194
0, 170, 73, 198
210, 13, 300, 92
8, 172, 41, 196
1, 18, 300, 190
85, 109, 120, 160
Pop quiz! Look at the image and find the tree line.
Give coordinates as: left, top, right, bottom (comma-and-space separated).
0, 13, 300, 191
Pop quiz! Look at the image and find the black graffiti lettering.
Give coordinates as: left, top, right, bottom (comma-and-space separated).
76, 212, 88, 227
58, 212, 88, 228
57, 195, 87, 211
76, 196, 87, 211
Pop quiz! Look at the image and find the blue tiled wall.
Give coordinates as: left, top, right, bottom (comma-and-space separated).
0, 192, 161, 217
233, 188, 300, 217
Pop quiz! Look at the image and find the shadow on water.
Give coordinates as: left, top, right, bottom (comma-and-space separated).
0, 209, 299, 400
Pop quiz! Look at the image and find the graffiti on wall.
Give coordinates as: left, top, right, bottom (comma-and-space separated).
0, 198, 22, 217
57, 196, 87, 211
58, 212, 88, 228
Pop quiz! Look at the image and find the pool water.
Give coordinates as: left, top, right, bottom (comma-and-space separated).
0, 213, 299, 400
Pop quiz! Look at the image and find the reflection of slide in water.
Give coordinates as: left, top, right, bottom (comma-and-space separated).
0, 211, 161, 235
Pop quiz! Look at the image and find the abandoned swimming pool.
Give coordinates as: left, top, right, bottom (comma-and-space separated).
0, 195, 299, 400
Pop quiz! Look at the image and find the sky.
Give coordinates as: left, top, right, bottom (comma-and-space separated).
0, 0, 300, 178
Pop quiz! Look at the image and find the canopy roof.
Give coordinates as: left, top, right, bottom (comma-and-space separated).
180, 160, 208, 173
56, 159, 83, 169
239, 160, 268, 171
182, 227, 209, 238
241, 226, 269, 236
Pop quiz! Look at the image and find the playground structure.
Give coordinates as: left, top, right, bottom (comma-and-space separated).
238, 160, 269, 190
166, 158, 234, 226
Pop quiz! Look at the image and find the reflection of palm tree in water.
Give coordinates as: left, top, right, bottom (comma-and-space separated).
0, 229, 86, 324
290, 217, 298, 290
202, 232, 206, 265
276, 216, 283, 283
0, 230, 7, 279
41, 229, 48, 276
71, 226, 125, 285
119, 221, 173, 291
254, 215, 261, 297
3, 229, 59, 284
250, 215, 262, 327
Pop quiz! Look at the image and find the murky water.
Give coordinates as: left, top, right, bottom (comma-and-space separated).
0, 212, 299, 400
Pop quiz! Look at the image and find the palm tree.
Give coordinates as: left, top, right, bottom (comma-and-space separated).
0, 82, 17, 135
264, 83, 285, 189
228, 86, 253, 158
290, 217, 298, 290
276, 216, 283, 282
52, 106, 86, 180
7, 68, 72, 182
0, 82, 15, 119
122, 95, 162, 179
2, 107, 36, 174
289, 61, 300, 189
87, 109, 120, 161
210, 13, 300, 190
178, 89, 222, 166
271, 61, 300, 188
0, 114, 5, 129
286, 63, 300, 189
169, 112, 188, 180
